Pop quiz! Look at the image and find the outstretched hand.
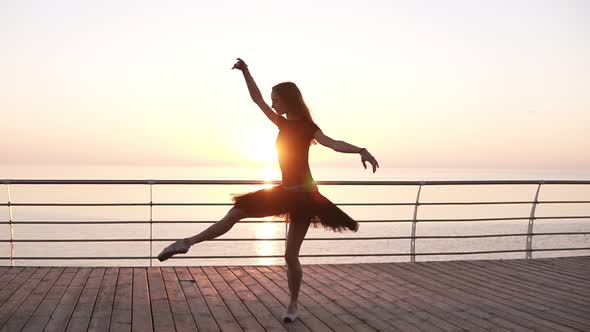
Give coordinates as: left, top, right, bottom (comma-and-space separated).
232, 58, 248, 71
361, 149, 380, 173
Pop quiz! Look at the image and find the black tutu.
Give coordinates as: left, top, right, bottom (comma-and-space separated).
232, 185, 358, 232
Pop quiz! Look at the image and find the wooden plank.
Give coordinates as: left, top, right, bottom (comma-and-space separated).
201, 266, 264, 331
549, 256, 590, 270
497, 259, 590, 288
347, 263, 512, 332
110, 267, 133, 332
0, 267, 50, 328
394, 261, 567, 332
264, 265, 367, 332
161, 267, 198, 332
465, 260, 589, 307
43, 267, 92, 332
174, 267, 220, 332
0, 267, 23, 291
147, 267, 176, 332
531, 258, 590, 281
0, 258, 587, 332
0, 267, 36, 306
277, 264, 406, 332
266, 265, 375, 332
187, 267, 242, 332
363, 262, 515, 330
424, 260, 590, 331
372, 263, 535, 331
0, 267, 65, 331
312, 265, 440, 331
489, 259, 590, 299
20, 267, 79, 332
248, 265, 331, 331
87, 267, 119, 332
305, 264, 453, 332
512, 259, 590, 293
394, 262, 579, 332
502, 259, 590, 289
132, 268, 153, 332
228, 266, 310, 332
456, 260, 590, 317
0, 267, 10, 279
175, 266, 194, 281
558, 256, 590, 269
66, 267, 105, 332
216, 266, 286, 332
328, 263, 496, 332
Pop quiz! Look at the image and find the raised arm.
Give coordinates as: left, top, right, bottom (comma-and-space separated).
232, 58, 279, 125
314, 129, 380, 173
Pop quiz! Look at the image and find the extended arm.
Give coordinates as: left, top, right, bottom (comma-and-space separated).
232, 58, 279, 125
314, 129, 380, 173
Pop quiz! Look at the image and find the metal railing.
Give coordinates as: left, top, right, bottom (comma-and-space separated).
1, 179, 590, 266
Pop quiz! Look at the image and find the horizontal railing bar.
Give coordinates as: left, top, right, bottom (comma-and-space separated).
535, 216, 590, 220
0, 256, 155, 260
414, 247, 590, 256
0, 239, 283, 242
0, 220, 283, 224
3, 179, 590, 185
4, 203, 152, 207
3, 179, 588, 265
0, 202, 414, 207
537, 200, 590, 204
531, 232, 590, 236
416, 231, 590, 238
0, 219, 414, 225
2, 216, 587, 226
4, 232, 588, 243
3, 247, 589, 260
419, 200, 590, 206
3, 216, 589, 225
417, 217, 529, 222
419, 216, 590, 222
4, 200, 590, 208
0, 237, 404, 242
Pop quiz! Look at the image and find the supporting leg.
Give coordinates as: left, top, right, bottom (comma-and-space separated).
283, 217, 311, 322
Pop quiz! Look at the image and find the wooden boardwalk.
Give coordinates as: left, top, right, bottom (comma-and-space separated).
0, 256, 588, 331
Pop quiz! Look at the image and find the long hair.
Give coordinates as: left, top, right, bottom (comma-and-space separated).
272, 82, 318, 145
272, 82, 316, 124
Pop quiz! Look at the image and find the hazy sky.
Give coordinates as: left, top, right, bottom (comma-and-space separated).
1, 0, 589, 170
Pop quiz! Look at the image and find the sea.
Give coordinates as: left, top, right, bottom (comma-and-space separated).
1, 165, 589, 266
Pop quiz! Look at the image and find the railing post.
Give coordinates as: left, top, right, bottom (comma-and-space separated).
149, 181, 154, 267
7, 184, 14, 267
526, 182, 542, 259
410, 183, 423, 263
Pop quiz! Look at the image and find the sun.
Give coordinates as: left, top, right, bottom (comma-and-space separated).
256, 166, 280, 187
243, 135, 278, 165
239, 132, 281, 184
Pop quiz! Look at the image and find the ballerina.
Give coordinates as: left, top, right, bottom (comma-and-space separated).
158, 58, 379, 323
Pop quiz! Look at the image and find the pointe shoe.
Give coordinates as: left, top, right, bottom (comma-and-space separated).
158, 239, 190, 262
282, 311, 297, 323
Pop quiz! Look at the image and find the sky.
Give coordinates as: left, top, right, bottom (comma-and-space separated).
1, 0, 589, 171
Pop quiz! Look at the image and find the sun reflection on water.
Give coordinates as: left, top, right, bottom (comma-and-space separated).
254, 220, 284, 265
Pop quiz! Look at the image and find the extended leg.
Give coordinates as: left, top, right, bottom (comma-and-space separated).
283, 217, 311, 322
158, 207, 247, 261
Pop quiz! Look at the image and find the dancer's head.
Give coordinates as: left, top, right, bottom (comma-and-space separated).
271, 82, 313, 122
